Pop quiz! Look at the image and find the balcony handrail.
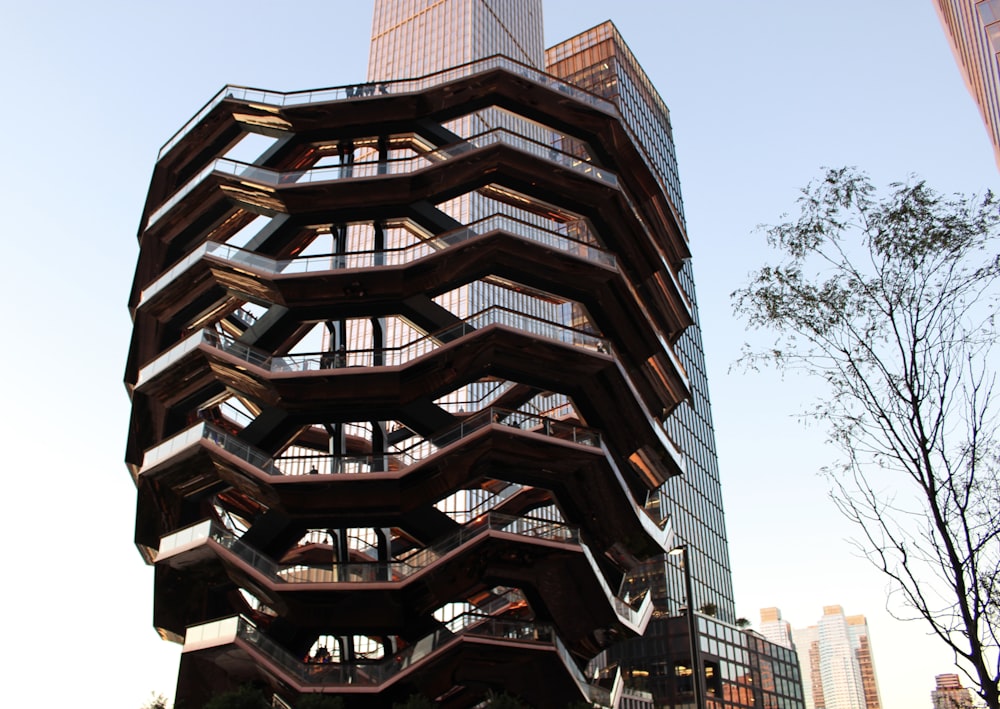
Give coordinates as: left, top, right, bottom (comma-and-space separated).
160, 512, 579, 586
136, 304, 611, 387
160, 510, 650, 634
577, 545, 653, 633
158, 54, 617, 160
140, 403, 601, 478
155, 50, 686, 240
434, 379, 514, 412
146, 125, 618, 230
184, 609, 598, 693
138, 212, 614, 305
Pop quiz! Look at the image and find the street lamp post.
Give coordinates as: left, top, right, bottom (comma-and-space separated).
670, 544, 705, 709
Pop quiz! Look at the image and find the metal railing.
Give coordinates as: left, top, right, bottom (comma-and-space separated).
136, 305, 610, 387
159, 508, 650, 636
146, 126, 618, 230
184, 607, 602, 697
430, 405, 601, 449
140, 405, 601, 478
158, 55, 617, 160
160, 512, 578, 583
138, 212, 614, 306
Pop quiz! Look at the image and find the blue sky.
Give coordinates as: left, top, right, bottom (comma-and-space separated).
1, 2, 995, 708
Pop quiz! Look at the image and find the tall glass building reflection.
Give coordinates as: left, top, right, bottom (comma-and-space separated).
546, 20, 735, 625
936, 0, 1000, 169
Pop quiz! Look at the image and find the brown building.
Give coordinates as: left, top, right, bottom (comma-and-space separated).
931, 674, 974, 709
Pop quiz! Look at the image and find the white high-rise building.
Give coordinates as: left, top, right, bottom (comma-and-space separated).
791, 606, 882, 709
759, 606, 794, 649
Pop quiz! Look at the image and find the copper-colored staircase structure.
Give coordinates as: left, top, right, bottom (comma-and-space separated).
125, 55, 692, 708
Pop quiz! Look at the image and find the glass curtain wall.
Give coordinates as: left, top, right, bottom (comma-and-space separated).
546, 21, 736, 624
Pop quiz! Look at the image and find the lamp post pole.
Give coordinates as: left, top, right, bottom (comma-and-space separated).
672, 544, 705, 709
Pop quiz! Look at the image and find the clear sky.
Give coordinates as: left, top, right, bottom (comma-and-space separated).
1, 2, 995, 708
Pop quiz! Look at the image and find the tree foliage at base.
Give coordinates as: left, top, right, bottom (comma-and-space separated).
733, 168, 1000, 708
202, 686, 270, 709
483, 690, 532, 708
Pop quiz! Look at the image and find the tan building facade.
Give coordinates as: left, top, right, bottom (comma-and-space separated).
935, 0, 1000, 169
931, 673, 974, 709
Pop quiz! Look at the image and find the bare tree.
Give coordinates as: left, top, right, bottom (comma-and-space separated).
732, 168, 1000, 708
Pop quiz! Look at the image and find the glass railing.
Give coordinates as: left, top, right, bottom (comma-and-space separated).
590, 668, 625, 709
146, 160, 218, 229
139, 421, 213, 472
184, 615, 240, 648
434, 379, 515, 413
136, 305, 610, 386
146, 126, 618, 230
658, 330, 690, 392
139, 241, 211, 303
138, 212, 615, 307
578, 544, 652, 633
140, 422, 275, 475
551, 630, 609, 704
134, 328, 210, 386
158, 55, 617, 160
158, 519, 213, 556
466, 482, 523, 519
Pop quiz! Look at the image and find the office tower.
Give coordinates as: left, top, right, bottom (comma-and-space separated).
542, 24, 784, 709
545, 12, 735, 630
607, 611, 804, 709
125, 1, 708, 706
367, 0, 545, 78
792, 606, 883, 709
931, 674, 975, 709
759, 607, 794, 650
935, 0, 1000, 168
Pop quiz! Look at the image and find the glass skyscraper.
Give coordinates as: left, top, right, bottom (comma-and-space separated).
545, 20, 736, 626
791, 606, 883, 709
368, 0, 545, 77
936, 0, 1000, 169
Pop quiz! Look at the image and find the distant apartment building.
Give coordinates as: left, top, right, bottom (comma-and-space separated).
931, 673, 974, 709
935, 0, 1000, 168
789, 606, 882, 709
759, 607, 794, 650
